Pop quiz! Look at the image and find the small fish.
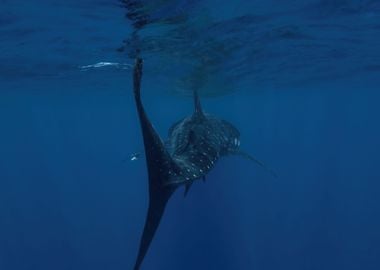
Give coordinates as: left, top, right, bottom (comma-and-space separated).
130, 152, 141, 161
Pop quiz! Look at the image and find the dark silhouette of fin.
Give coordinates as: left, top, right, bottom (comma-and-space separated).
236, 151, 278, 178
132, 58, 178, 270
134, 189, 172, 270
193, 89, 205, 118
202, 176, 206, 182
184, 182, 193, 197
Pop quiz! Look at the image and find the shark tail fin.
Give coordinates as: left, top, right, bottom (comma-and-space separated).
133, 190, 172, 270
236, 151, 278, 178
132, 58, 178, 270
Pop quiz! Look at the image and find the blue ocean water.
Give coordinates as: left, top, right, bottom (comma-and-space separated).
1, 1, 380, 269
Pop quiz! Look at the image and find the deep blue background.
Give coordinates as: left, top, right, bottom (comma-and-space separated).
1, 1, 380, 270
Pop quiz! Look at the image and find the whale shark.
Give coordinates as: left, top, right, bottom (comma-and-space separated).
132, 58, 273, 269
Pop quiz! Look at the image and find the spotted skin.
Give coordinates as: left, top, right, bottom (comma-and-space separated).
132, 58, 241, 270
166, 114, 240, 186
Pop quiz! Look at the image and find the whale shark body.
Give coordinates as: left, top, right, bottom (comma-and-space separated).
132, 58, 270, 269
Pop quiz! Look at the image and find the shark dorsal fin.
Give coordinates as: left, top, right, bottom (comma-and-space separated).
193, 89, 205, 118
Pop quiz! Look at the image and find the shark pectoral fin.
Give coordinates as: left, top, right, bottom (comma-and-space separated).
202, 176, 206, 182
184, 182, 193, 197
236, 151, 278, 178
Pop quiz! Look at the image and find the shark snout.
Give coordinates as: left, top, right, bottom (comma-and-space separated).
226, 137, 240, 152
